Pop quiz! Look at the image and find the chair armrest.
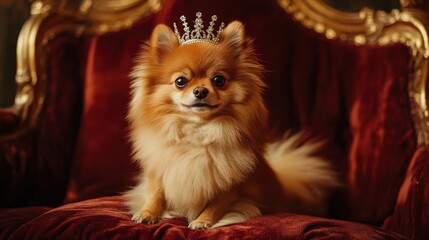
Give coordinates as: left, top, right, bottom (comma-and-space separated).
383, 146, 429, 240
0, 107, 34, 208
0, 109, 19, 134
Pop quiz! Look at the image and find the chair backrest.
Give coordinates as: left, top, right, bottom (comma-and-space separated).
3, 0, 429, 231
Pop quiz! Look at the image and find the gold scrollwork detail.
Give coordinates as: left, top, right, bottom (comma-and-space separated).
400, 0, 424, 8
1, 0, 162, 141
278, 0, 429, 145
278, 0, 428, 54
30, 0, 52, 14
77, 0, 162, 34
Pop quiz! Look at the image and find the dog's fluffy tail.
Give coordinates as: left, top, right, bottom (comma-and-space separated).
264, 133, 340, 215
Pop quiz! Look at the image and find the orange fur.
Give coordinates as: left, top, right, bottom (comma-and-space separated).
125, 21, 339, 229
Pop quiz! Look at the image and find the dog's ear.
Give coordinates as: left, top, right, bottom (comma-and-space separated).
150, 24, 179, 62
219, 21, 246, 57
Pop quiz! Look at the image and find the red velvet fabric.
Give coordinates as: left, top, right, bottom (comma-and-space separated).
0, 206, 51, 239
383, 145, 429, 240
341, 43, 415, 224
34, 35, 84, 205
64, 16, 156, 203
0, 35, 83, 207
4, 196, 408, 240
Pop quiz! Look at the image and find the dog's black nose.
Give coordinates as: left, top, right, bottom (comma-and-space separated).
193, 87, 209, 99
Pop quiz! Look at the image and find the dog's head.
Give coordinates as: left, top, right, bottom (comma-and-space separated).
131, 21, 266, 120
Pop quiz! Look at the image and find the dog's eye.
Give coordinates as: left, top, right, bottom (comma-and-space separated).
212, 75, 226, 87
175, 77, 189, 89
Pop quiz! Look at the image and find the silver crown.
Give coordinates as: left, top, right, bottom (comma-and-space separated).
173, 12, 225, 45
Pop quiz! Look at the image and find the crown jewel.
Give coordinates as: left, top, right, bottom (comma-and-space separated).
173, 12, 225, 45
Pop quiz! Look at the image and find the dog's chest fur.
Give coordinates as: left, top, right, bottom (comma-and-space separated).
142, 118, 257, 219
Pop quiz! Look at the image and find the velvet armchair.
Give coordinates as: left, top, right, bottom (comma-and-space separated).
1, 0, 429, 239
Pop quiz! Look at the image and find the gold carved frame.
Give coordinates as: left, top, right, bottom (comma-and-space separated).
1, 0, 161, 141
2, 0, 429, 145
278, 0, 429, 145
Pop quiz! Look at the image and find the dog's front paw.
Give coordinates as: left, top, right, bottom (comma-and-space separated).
132, 210, 159, 224
188, 219, 212, 230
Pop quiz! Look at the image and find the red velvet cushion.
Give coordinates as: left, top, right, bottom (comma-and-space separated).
7, 196, 408, 239
0, 206, 51, 239
64, 0, 416, 229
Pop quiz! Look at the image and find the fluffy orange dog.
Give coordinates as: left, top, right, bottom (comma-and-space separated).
125, 14, 339, 229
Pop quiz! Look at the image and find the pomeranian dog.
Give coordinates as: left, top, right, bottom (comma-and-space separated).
125, 14, 339, 229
